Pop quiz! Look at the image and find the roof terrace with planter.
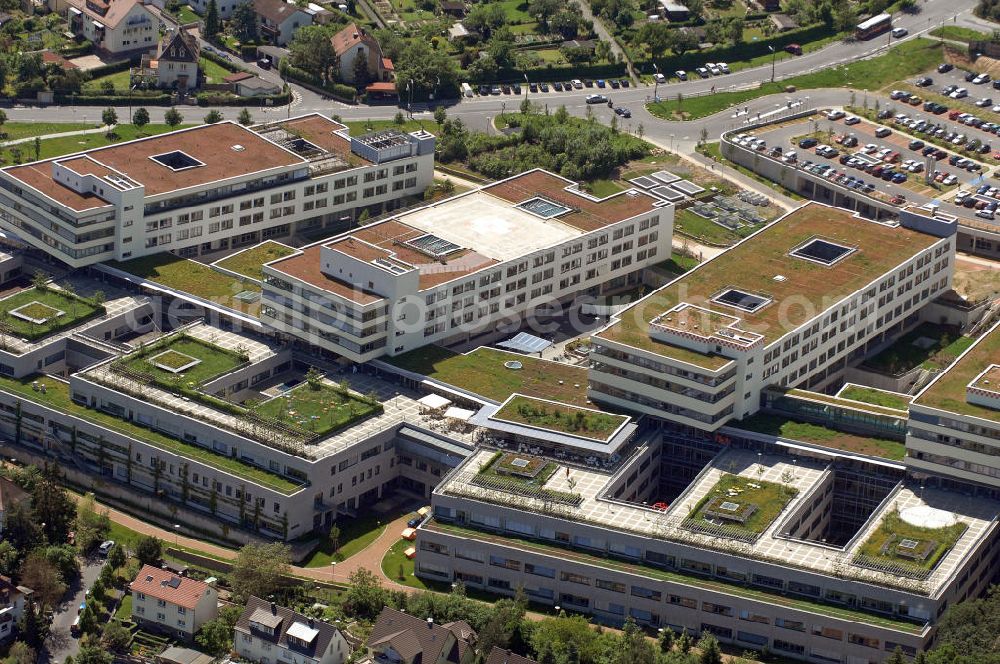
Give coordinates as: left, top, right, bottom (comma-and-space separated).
433, 443, 998, 597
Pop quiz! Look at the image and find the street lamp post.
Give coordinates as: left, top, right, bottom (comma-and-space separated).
652, 62, 659, 103
523, 73, 529, 107
768, 45, 776, 83
406, 80, 413, 119
173, 523, 180, 548
330, 561, 336, 584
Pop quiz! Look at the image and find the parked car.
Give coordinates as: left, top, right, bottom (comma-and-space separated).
585, 94, 608, 104
799, 137, 819, 148
98, 540, 115, 556
891, 27, 908, 38
674, 70, 687, 81
785, 43, 802, 55
915, 76, 933, 87
938, 63, 954, 73
875, 127, 892, 138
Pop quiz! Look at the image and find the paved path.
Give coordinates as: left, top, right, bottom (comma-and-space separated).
1, 125, 109, 148
578, 0, 631, 76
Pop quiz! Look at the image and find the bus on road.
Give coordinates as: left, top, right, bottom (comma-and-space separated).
856, 13, 891, 40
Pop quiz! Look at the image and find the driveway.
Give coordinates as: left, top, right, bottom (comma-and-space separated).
41, 557, 104, 664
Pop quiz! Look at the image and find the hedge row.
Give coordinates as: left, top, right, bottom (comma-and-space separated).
201, 49, 247, 74
53, 92, 173, 105
195, 91, 291, 106
60, 41, 94, 58
280, 63, 356, 102
635, 21, 837, 72
87, 58, 134, 79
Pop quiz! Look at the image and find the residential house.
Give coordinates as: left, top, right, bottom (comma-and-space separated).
439, 0, 464, 16
224, 71, 282, 97
657, 0, 689, 21
0, 576, 32, 642
331, 23, 393, 87
62, 0, 162, 55
234, 596, 349, 664
151, 28, 200, 90
254, 0, 313, 46
752, 0, 782, 10
156, 646, 216, 664
130, 565, 218, 639
0, 476, 28, 537
366, 607, 477, 664
485, 648, 539, 664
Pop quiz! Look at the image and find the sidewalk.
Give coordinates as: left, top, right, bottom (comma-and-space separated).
1, 124, 107, 148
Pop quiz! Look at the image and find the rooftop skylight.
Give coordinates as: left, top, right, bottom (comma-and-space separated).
149, 150, 204, 171
712, 288, 771, 313
790, 238, 855, 266
517, 197, 572, 218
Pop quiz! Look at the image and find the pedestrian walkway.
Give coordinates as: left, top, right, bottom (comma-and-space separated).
1, 124, 110, 148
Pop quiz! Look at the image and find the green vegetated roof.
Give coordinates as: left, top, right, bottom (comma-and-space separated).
729, 413, 905, 461
915, 322, 1000, 423
492, 395, 628, 441
0, 374, 301, 494
0, 287, 104, 342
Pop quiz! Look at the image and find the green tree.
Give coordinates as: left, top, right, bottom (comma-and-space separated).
530, 615, 604, 664
133, 107, 150, 132
32, 463, 75, 544
3, 500, 40, 553
204, 0, 220, 38
76, 641, 113, 664
33, 135, 40, 161
75, 493, 111, 553
238, 107, 254, 125
107, 542, 126, 571
231, 0, 258, 42
386, 38, 460, 100
434, 106, 447, 125
195, 605, 243, 655
344, 568, 390, 620
353, 52, 371, 87
134, 534, 163, 567
885, 646, 907, 664
165, 106, 184, 127
612, 617, 656, 664
725, 16, 744, 46
18, 601, 48, 648
8, 641, 35, 664
698, 634, 723, 664
204, 109, 224, 124
78, 604, 99, 636
925, 586, 1000, 664
833, 2, 859, 33
230, 542, 291, 602
44, 545, 81, 582
289, 24, 338, 84
0, 540, 18, 577
101, 621, 132, 652
101, 108, 118, 135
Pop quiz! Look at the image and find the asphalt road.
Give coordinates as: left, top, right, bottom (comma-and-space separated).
41, 557, 104, 664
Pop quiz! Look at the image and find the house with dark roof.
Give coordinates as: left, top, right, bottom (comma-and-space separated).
148, 28, 200, 90
365, 607, 477, 664
253, 0, 314, 46
439, 0, 464, 15
130, 565, 218, 639
0, 576, 32, 643
485, 647, 539, 664
0, 476, 28, 538
234, 596, 349, 664
331, 23, 394, 88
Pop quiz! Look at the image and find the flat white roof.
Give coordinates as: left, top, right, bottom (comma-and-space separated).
398, 191, 582, 262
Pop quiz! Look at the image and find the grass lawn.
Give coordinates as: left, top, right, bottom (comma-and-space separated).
856, 510, 967, 573
2, 124, 191, 165
255, 382, 381, 437
346, 119, 429, 135
838, 385, 912, 411
383, 538, 431, 589
929, 25, 989, 43
124, 335, 244, 386
108, 253, 259, 314
0, 287, 103, 342
649, 39, 943, 121
731, 414, 905, 461
584, 179, 627, 198
0, 122, 93, 141
697, 141, 805, 201
673, 207, 741, 246
200, 57, 235, 84
303, 508, 410, 567
173, 4, 200, 23
385, 346, 590, 406
652, 252, 700, 277
493, 395, 627, 440
114, 593, 133, 621
0, 375, 300, 492
685, 473, 796, 537
83, 69, 131, 92
214, 241, 295, 281
863, 323, 972, 375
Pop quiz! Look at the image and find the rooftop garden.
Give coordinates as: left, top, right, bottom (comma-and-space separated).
471, 451, 580, 506
493, 395, 627, 441
425, 520, 926, 634
0, 374, 300, 493
108, 253, 260, 315
782, 389, 908, 418
598, 203, 938, 362
254, 379, 382, 437
682, 473, 797, 540
385, 345, 591, 407
863, 323, 973, 376
837, 385, 913, 412
121, 335, 246, 389
854, 508, 968, 579
0, 285, 104, 343
729, 413, 905, 461
916, 323, 1000, 423
213, 241, 296, 282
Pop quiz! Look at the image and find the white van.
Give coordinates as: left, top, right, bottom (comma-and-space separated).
461, 82, 473, 98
